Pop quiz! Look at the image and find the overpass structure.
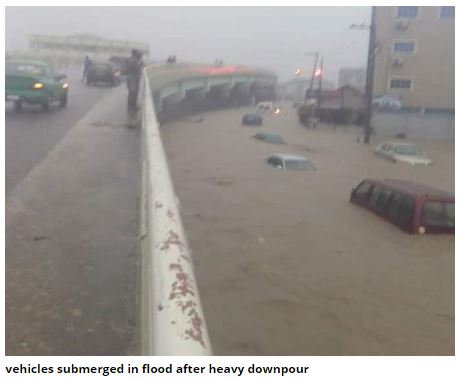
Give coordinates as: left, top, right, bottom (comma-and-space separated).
5, 62, 277, 356
146, 63, 277, 120
139, 63, 277, 355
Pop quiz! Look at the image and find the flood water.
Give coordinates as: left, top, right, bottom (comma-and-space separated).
161, 105, 454, 355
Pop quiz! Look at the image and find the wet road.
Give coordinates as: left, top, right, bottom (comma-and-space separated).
162, 106, 454, 355
5, 67, 111, 194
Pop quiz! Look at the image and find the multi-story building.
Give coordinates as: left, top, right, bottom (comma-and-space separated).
29, 34, 150, 65
373, 6, 454, 111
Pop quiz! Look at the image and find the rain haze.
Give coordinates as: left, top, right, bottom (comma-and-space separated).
5, 4, 454, 361
5, 6, 371, 82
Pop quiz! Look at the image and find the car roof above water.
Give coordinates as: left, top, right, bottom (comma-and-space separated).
366, 179, 453, 200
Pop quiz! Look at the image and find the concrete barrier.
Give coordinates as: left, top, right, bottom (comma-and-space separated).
139, 68, 212, 355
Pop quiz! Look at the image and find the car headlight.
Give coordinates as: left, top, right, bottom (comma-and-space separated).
32, 82, 44, 89
61, 83, 69, 89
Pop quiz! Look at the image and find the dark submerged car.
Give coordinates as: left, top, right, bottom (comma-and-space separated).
242, 113, 263, 126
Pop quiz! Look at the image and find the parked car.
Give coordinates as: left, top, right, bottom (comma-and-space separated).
242, 113, 263, 126
87, 61, 121, 86
5, 59, 68, 112
350, 178, 454, 234
374, 142, 432, 166
256, 101, 274, 112
372, 95, 402, 110
254, 132, 285, 144
266, 154, 316, 171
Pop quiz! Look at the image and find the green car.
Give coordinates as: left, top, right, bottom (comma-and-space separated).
6, 59, 68, 112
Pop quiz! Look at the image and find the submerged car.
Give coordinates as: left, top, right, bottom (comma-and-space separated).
374, 142, 432, 166
266, 154, 316, 171
254, 132, 285, 144
350, 178, 454, 234
87, 61, 121, 86
6, 59, 68, 112
242, 113, 263, 126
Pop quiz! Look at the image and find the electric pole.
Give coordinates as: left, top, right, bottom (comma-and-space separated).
305, 51, 319, 102
350, 6, 377, 143
318, 58, 323, 108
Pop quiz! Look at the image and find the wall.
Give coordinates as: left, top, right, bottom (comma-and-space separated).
373, 110, 454, 141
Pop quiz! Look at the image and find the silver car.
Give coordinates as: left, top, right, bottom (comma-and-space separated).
374, 142, 432, 166
266, 154, 316, 171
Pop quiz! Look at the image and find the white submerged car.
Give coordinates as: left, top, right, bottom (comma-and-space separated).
374, 142, 433, 166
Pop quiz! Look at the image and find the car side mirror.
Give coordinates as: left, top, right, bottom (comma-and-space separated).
55, 74, 67, 81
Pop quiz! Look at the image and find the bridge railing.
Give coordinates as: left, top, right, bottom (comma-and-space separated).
139, 67, 212, 355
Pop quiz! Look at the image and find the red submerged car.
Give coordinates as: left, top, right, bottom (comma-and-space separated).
350, 179, 454, 234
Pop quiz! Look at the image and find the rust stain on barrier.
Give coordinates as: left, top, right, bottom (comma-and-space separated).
160, 230, 185, 252
185, 310, 206, 347
168, 261, 206, 348
167, 209, 175, 221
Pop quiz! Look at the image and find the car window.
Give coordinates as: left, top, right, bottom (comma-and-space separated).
284, 159, 314, 171
421, 201, 455, 228
355, 181, 372, 196
394, 145, 423, 155
267, 157, 277, 166
368, 185, 383, 208
6, 62, 47, 77
376, 187, 392, 212
388, 192, 403, 217
397, 195, 415, 227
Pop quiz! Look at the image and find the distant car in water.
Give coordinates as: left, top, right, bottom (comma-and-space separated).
256, 101, 274, 112
374, 142, 432, 166
254, 132, 285, 144
87, 61, 121, 86
372, 95, 402, 110
242, 113, 263, 126
5, 58, 68, 112
266, 154, 316, 171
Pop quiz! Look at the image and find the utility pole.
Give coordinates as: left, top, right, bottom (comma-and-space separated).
318, 58, 323, 108
305, 51, 319, 102
350, 6, 377, 143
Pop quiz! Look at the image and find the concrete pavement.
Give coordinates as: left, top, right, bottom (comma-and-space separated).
6, 86, 141, 355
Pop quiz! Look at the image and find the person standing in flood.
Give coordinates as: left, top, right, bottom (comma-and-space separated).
125, 49, 144, 111
82, 55, 91, 83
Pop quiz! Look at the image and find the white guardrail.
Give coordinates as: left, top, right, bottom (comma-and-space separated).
140, 68, 212, 355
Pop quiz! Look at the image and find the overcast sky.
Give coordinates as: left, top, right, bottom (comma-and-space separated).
5, 6, 371, 83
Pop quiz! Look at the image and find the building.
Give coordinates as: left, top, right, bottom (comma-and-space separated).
373, 6, 454, 111
338, 67, 366, 90
319, 85, 365, 110
29, 34, 150, 65
281, 77, 335, 102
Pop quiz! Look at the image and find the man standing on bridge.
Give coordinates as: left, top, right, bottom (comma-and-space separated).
82, 55, 92, 83
125, 49, 144, 111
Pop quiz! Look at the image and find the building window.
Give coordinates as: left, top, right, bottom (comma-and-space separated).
397, 6, 418, 18
393, 41, 416, 53
390, 78, 412, 90
440, 6, 455, 19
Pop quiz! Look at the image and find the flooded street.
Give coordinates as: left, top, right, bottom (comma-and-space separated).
162, 105, 454, 355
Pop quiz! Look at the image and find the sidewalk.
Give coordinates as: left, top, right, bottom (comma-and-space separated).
6, 86, 142, 355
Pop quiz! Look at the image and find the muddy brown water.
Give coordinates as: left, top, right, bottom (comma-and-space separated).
161, 105, 454, 355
